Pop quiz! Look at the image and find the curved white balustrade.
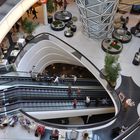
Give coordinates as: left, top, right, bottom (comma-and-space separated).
17, 40, 83, 72
28, 107, 115, 120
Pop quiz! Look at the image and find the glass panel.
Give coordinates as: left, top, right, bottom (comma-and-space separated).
86, 9, 99, 18
88, 5, 101, 15
86, 0, 100, 7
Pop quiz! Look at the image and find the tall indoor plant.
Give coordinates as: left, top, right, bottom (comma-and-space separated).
47, 0, 54, 15
47, 0, 55, 23
104, 53, 121, 87
22, 18, 37, 35
22, 18, 38, 41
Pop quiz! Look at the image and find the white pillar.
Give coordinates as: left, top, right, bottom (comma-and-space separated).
42, 3, 48, 25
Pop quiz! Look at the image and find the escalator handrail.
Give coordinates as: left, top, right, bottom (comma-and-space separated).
19, 108, 115, 129
114, 118, 140, 140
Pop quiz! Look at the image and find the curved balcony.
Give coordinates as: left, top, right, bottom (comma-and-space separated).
13, 33, 120, 117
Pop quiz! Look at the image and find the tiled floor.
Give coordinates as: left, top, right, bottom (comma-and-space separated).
0, 122, 40, 140
0, 1, 140, 140
33, 2, 140, 87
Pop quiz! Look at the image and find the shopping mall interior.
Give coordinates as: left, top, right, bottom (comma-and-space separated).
0, 0, 140, 140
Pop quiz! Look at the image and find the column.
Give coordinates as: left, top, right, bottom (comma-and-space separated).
76, 0, 119, 39
42, 3, 48, 25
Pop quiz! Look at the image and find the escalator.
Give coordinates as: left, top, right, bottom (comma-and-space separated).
0, 86, 114, 119
0, 75, 101, 86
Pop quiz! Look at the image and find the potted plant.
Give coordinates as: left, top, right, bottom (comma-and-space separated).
22, 18, 37, 35
104, 53, 121, 88
47, 0, 54, 23
72, 16, 78, 22
64, 28, 73, 37
51, 20, 65, 31
47, 0, 54, 14
22, 18, 38, 41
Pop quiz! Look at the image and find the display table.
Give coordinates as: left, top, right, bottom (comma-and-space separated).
0, 59, 8, 66
54, 11, 72, 22
10, 50, 20, 57
64, 30, 73, 37
17, 38, 26, 48
51, 20, 65, 31
101, 38, 123, 54
25, 35, 34, 42
112, 29, 132, 43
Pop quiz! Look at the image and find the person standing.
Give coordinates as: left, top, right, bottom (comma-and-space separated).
54, 76, 59, 85
85, 96, 90, 107
73, 99, 77, 108
61, 74, 65, 83
67, 85, 72, 97
124, 98, 135, 111
101, 98, 108, 105
73, 75, 77, 85
76, 88, 81, 97
63, 0, 68, 11
29, 7, 33, 14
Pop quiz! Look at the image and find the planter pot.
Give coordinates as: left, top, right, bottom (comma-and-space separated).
108, 81, 116, 88
65, 20, 73, 28
48, 15, 53, 24
25, 35, 34, 42
51, 21, 65, 31
64, 30, 73, 37
100, 68, 107, 79
54, 10, 72, 22
70, 24, 77, 32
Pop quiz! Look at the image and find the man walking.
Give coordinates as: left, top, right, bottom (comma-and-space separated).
32, 8, 38, 19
